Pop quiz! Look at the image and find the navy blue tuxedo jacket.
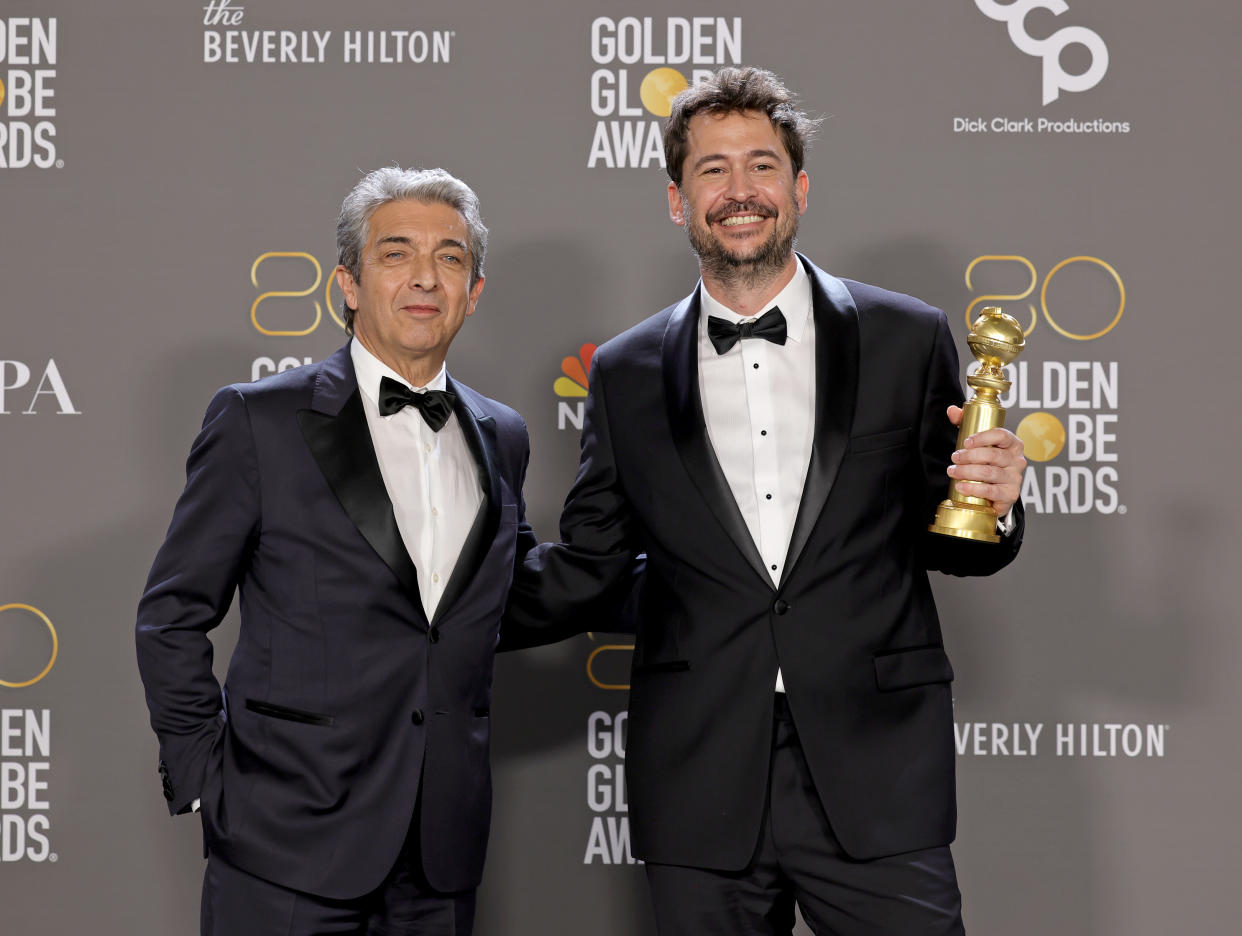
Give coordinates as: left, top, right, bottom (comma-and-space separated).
136, 342, 537, 899
506, 256, 1024, 870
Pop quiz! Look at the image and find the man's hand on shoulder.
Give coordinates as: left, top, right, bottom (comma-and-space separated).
945, 405, 1027, 518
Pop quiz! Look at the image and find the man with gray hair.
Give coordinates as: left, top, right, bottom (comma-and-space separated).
137, 166, 539, 934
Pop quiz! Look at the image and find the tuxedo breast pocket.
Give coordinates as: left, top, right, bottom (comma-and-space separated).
843, 426, 913, 520
848, 426, 911, 457
873, 646, 954, 692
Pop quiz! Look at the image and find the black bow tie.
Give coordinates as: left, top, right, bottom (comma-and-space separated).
707, 306, 788, 355
377, 376, 456, 431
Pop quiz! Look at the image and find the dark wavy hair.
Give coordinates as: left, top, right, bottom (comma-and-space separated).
663, 67, 820, 187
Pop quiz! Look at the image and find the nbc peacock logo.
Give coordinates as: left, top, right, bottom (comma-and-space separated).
554, 343, 597, 431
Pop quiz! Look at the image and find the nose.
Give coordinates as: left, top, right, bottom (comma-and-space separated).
407, 254, 439, 291
724, 166, 756, 202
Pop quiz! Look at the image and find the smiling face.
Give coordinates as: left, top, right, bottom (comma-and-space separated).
668, 109, 809, 291
336, 198, 484, 385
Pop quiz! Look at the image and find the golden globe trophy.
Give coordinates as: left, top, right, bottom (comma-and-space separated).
928, 306, 1025, 543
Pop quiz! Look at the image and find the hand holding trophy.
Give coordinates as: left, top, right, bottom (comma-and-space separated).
929, 306, 1026, 543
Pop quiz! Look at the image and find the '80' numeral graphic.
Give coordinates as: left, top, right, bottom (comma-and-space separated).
966, 255, 1124, 341
250, 253, 347, 336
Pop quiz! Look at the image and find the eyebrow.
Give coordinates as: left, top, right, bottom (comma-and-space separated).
692, 148, 785, 173
375, 235, 469, 253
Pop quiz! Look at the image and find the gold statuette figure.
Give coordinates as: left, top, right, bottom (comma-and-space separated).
929, 306, 1026, 543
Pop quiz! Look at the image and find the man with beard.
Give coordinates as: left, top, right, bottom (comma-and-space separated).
505, 67, 1026, 934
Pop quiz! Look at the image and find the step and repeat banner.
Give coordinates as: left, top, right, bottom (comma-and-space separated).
2, 1, 1237, 933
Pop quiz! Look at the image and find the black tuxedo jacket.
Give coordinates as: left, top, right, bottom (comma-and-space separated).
136, 343, 537, 899
506, 255, 1023, 870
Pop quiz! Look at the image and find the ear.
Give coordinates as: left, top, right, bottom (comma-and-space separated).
465, 275, 485, 317
335, 266, 359, 312
667, 182, 686, 226
795, 170, 809, 215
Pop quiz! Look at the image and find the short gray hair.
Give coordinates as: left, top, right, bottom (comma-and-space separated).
336, 166, 489, 333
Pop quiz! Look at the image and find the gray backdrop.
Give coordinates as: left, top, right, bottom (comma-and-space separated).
2, 0, 1238, 932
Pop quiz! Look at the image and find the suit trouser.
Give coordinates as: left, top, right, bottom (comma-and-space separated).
645, 694, 965, 936
200, 793, 476, 936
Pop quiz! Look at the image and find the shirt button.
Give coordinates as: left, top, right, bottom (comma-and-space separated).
771, 564, 778, 571
425, 443, 432, 453
753, 363, 760, 370
429, 626, 441, 643
432, 573, 440, 584
766, 494, 773, 500
761, 430, 768, 436
773, 599, 789, 615
411, 709, 425, 725
432, 507, 439, 517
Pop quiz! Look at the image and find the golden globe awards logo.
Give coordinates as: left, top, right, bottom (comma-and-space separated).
584, 636, 636, 865
965, 254, 1124, 515
589, 16, 742, 169
584, 709, 635, 864
0, 708, 52, 862
0, 16, 59, 169
583, 635, 635, 865
1, 604, 57, 864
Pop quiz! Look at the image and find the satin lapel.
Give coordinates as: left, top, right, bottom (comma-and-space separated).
781, 258, 860, 586
296, 345, 423, 609
662, 288, 769, 584
432, 377, 502, 626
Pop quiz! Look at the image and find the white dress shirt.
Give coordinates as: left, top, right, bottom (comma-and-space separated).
351, 340, 483, 621
697, 266, 1014, 694
699, 265, 816, 693
190, 345, 483, 813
